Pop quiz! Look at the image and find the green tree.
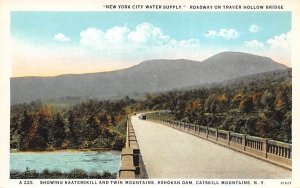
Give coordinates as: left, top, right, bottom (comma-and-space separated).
86, 116, 100, 142
19, 110, 32, 150
261, 90, 275, 113
51, 113, 66, 148
239, 95, 254, 113
66, 112, 80, 148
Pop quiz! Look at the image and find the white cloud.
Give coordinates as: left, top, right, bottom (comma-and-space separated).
80, 27, 105, 48
80, 23, 172, 49
267, 31, 290, 49
79, 22, 201, 53
127, 23, 170, 45
53, 33, 70, 42
249, 24, 260, 33
244, 40, 264, 48
106, 26, 129, 43
205, 28, 239, 40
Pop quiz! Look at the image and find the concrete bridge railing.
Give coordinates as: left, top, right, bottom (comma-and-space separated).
149, 118, 292, 170
118, 118, 141, 179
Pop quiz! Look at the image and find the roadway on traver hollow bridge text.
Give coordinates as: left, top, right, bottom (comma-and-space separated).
131, 115, 291, 178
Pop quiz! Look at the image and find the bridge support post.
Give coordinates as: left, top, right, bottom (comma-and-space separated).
242, 134, 246, 151
206, 127, 208, 139
228, 131, 231, 146
216, 129, 218, 142
263, 138, 269, 159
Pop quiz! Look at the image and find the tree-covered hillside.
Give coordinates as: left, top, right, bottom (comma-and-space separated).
140, 69, 292, 143
10, 98, 137, 151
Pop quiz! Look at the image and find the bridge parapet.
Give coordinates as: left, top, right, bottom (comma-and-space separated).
118, 118, 141, 179
267, 140, 292, 166
149, 117, 292, 170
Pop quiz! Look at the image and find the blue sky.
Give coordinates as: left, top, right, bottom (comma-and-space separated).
11, 11, 291, 77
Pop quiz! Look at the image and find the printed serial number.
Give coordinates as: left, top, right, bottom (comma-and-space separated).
281, 181, 292, 185
19, 180, 33, 185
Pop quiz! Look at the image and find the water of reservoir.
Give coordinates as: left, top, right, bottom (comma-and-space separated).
10, 150, 120, 173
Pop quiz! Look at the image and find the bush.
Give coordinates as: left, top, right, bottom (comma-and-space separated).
66, 169, 88, 179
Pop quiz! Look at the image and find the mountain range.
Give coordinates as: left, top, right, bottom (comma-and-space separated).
11, 52, 288, 105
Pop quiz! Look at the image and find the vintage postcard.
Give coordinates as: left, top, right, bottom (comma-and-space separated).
0, 0, 300, 188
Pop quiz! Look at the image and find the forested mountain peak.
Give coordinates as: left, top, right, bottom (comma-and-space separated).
126, 51, 287, 77
203, 51, 286, 68
11, 52, 288, 104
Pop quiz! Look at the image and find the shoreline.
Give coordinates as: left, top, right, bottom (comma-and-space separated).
10, 168, 117, 179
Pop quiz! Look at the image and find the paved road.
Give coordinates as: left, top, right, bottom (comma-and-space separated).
131, 115, 291, 178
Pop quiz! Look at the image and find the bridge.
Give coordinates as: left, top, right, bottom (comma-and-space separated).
118, 112, 292, 179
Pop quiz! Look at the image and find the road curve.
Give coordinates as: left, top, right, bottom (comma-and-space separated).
131, 115, 291, 178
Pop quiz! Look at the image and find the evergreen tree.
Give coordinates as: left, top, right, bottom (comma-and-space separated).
86, 116, 100, 142
19, 110, 32, 150
66, 112, 79, 148
51, 113, 66, 148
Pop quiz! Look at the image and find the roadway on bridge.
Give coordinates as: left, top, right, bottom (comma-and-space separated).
131, 115, 291, 178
